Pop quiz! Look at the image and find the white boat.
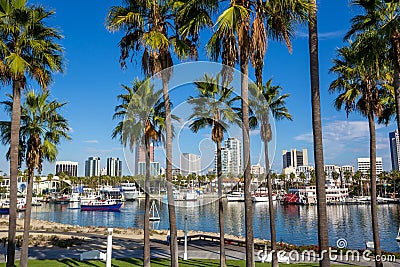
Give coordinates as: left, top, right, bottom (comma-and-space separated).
252, 194, 277, 202
69, 192, 81, 203
396, 226, 400, 242
120, 182, 139, 201
149, 201, 160, 221
226, 191, 245, 202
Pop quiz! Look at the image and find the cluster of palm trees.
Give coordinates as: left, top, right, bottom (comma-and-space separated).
105, 0, 315, 266
0, 0, 398, 267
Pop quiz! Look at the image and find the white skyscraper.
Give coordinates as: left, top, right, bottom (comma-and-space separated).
180, 153, 201, 176
357, 157, 383, 175
215, 137, 242, 176
85, 157, 100, 177
107, 157, 122, 177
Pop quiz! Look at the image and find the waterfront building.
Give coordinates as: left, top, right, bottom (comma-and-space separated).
135, 143, 154, 175
357, 157, 383, 175
172, 168, 181, 177
324, 165, 341, 179
100, 167, 107, 176
138, 162, 160, 177
180, 153, 201, 176
215, 137, 242, 176
251, 164, 265, 176
389, 130, 400, 171
85, 157, 100, 177
55, 161, 78, 176
341, 165, 354, 175
107, 157, 122, 177
282, 148, 308, 168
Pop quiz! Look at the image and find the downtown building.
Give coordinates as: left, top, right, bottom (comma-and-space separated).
107, 157, 122, 177
85, 157, 100, 177
389, 130, 400, 171
135, 144, 154, 175
138, 162, 160, 177
180, 153, 201, 176
55, 161, 78, 177
282, 148, 308, 168
357, 157, 383, 175
215, 137, 242, 176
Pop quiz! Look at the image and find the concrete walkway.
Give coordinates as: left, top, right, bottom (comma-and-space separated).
0, 231, 399, 266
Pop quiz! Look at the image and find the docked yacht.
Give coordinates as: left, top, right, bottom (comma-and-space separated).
120, 182, 139, 201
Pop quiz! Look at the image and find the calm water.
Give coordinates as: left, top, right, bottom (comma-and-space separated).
28, 199, 400, 252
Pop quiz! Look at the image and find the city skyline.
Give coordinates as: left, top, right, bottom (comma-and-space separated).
0, 1, 395, 175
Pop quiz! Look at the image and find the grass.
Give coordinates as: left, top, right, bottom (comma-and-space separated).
0, 258, 362, 267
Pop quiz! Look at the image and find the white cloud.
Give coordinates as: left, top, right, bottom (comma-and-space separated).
84, 140, 99, 144
294, 120, 390, 163
296, 30, 347, 40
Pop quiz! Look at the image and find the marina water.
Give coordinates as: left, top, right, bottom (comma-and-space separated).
27, 199, 400, 252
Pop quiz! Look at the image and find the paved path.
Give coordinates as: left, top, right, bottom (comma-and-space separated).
0, 231, 399, 266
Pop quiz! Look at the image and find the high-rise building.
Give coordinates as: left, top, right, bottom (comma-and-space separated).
389, 130, 400, 171
251, 164, 265, 176
55, 161, 78, 177
138, 162, 160, 177
357, 157, 383, 175
135, 144, 154, 175
282, 149, 308, 168
180, 153, 201, 176
215, 137, 242, 176
85, 157, 100, 177
107, 157, 122, 177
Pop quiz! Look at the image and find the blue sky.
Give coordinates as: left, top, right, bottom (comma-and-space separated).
0, 0, 395, 176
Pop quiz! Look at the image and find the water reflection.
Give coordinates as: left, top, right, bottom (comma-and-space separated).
29, 201, 400, 252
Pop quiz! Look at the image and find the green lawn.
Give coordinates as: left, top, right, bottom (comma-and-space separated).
0, 258, 362, 266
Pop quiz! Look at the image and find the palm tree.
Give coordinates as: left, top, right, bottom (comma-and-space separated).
308, 1, 329, 266
106, 3, 197, 264
0, 2, 64, 265
188, 74, 240, 267
329, 34, 392, 267
0, 90, 70, 267
345, 0, 400, 139
112, 78, 166, 267
248, 79, 292, 267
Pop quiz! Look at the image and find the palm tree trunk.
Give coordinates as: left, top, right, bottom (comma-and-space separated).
217, 140, 226, 267
162, 77, 178, 266
264, 141, 277, 267
7, 80, 23, 267
308, 2, 329, 266
20, 170, 35, 267
391, 36, 400, 138
143, 137, 151, 267
367, 111, 382, 267
240, 40, 254, 267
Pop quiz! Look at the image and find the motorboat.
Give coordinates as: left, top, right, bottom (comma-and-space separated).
120, 182, 139, 201
226, 191, 245, 202
80, 199, 122, 212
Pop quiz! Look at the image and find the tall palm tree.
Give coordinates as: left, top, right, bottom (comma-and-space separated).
345, 0, 400, 140
329, 34, 392, 267
188, 74, 240, 267
106, 3, 196, 264
308, 1, 329, 266
0, 90, 70, 267
248, 79, 292, 267
0, 2, 64, 265
112, 78, 166, 267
